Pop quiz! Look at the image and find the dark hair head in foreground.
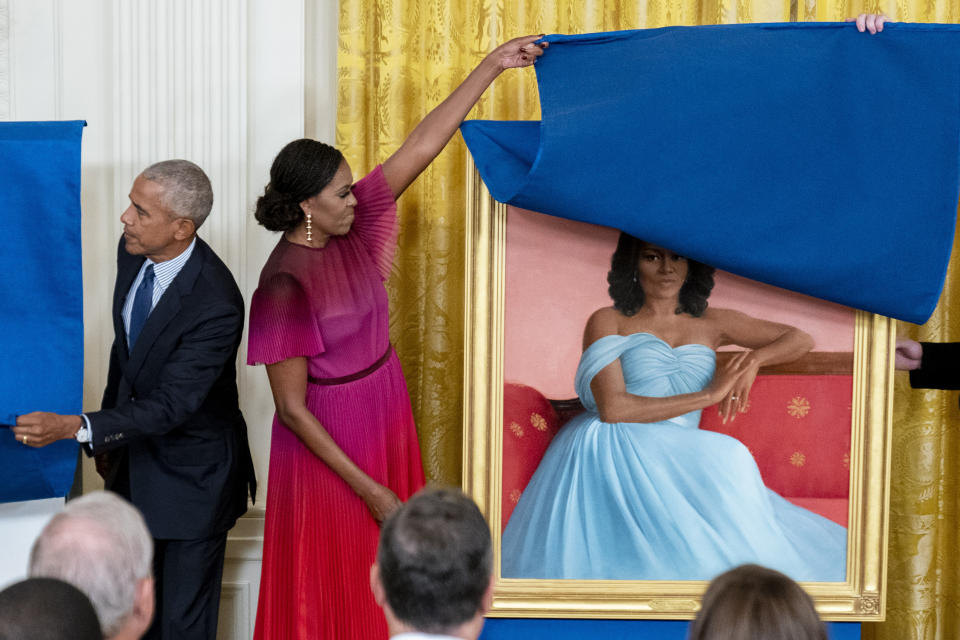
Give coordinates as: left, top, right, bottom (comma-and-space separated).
376, 487, 493, 635
0, 577, 102, 640
688, 564, 827, 640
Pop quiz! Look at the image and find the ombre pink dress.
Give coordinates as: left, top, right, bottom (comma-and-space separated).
247, 166, 425, 640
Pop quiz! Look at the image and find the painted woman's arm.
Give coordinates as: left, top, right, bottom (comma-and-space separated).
584, 308, 747, 424
710, 307, 814, 421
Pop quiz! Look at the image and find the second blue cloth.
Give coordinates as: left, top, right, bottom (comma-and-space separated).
0, 120, 85, 502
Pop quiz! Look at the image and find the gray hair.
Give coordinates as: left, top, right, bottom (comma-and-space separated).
29, 491, 153, 638
141, 159, 214, 228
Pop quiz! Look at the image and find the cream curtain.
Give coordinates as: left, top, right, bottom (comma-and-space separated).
337, 2, 960, 636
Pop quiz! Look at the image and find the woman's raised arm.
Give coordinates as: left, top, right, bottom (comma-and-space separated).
381, 35, 546, 199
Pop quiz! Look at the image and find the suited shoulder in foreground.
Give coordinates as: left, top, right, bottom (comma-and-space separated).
15, 159, 256, 640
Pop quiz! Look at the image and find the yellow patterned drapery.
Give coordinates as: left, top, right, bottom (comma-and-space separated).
875, 219, 960, 640
337, 1, 960, 636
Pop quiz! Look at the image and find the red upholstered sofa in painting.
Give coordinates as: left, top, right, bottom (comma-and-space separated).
501, 352, 852, 532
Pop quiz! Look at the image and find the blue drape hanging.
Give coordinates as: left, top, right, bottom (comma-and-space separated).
0, 120, 85, 502
462, 22, 960, 324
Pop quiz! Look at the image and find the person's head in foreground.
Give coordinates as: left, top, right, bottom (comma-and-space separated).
29, 491, 154, 640
689, 564, 827, 640
371, 487, 494, 640
0, 577, 102, 640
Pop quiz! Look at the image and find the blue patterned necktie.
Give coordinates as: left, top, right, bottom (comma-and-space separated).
128, 264, 154, 348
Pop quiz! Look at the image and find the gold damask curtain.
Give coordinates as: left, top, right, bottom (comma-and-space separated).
337, 1, 960, 637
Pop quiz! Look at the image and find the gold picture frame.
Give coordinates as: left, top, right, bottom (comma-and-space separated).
461, 158, 893, 621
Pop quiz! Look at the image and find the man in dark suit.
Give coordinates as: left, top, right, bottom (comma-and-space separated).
14, 159, 256, 640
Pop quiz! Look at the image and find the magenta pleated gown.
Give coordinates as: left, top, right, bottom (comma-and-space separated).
247, 166, 425, 640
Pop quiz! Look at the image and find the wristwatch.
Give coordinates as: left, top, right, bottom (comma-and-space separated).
75, 419, 91, 444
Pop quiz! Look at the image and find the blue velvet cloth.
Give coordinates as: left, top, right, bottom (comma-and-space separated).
462, 22, 960, 324
0, 121, 85, 502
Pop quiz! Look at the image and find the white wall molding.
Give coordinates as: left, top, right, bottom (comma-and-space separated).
227, 508, 265, 562
305, 0, 336, 142
51, 0, 62, 119
111, 0, 249, 282
0, 0, 11, 120
216, 581, 253, 640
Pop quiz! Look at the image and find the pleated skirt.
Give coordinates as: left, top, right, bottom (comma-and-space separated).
253, 352, 425, 640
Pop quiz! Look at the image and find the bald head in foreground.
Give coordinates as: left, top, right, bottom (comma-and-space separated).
371, 488, 494, 640
29, 491, 154, 640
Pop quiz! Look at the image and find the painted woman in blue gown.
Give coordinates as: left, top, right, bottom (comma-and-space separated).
501, 233, 847, 582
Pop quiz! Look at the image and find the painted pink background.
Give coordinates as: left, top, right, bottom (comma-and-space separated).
504, 207, 856, 399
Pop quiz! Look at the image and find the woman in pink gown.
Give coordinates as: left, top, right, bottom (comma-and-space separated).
247, 36, 545, 640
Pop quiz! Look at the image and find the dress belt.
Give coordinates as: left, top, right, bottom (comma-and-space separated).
307, 345, 393, 386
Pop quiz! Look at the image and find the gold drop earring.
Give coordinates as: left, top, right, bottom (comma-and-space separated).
305, 209, 313, 243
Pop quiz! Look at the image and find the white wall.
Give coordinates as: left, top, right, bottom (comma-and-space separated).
0, 498, 61, 590
0, 0, 338, 635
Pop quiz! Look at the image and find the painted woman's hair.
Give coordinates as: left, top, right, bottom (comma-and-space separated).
607, 232, 715, 317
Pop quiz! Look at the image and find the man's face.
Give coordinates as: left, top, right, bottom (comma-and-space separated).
120, 175, 186, 261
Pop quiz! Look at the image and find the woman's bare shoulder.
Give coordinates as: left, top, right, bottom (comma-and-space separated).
583, 306, 621, 349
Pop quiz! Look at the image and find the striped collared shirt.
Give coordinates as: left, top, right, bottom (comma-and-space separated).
122, 238, 197, 344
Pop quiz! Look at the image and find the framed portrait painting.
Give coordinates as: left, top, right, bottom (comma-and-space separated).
461, 159, 893, 620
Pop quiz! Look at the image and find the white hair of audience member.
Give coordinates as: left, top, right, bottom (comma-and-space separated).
28, 491, 153, 638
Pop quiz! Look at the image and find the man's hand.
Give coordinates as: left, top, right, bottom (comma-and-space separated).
895, 338, 923, 371
12, 412, 82, 447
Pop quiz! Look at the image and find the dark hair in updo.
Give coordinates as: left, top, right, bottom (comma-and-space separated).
607, 232, 715, 317
254, 139, 344, 232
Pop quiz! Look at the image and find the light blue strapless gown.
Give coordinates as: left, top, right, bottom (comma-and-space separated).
501, 333, 847, 581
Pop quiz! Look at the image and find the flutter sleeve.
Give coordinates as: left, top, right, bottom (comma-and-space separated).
349, 164, 399, 280
247, 272, 325, 365
574, 334, 630, 412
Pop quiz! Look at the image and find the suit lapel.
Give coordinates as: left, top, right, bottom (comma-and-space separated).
124, 239, 207, 380
114, 240, 145, 361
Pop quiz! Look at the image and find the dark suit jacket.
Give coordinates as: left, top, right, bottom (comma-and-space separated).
910, 342, 960, 391
87, 237, 256, 540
